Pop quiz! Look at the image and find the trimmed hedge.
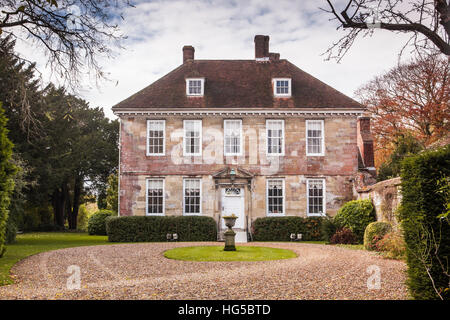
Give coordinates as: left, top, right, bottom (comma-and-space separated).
398, 145, 450, 300
88, 210, 115, 235
363, 222, 392, 251
252, 216, 322, 241
106, 216, 217, 242
334, 199, 376, 243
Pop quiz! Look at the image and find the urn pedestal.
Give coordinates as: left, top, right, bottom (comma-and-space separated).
223, 216, 237, 251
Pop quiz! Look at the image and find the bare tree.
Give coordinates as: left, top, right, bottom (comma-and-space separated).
322, 0, 450, 60
0, 0, 133, 88
355, 54, 450, 165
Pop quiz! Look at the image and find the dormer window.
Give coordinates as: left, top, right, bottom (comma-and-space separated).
273, 78, 291, 97
186, 78, 204, 96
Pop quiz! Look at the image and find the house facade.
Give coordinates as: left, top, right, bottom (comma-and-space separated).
112, 35, 374, 241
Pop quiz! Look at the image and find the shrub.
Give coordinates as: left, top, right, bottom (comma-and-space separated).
5, 218, 17, 244
364, 222, 393, 251
330, 228, 358, 244
252, 216, 322, 241
376, 230, 406, 260
22, 206, 54, 231
88, 210, 115, 235
334, 199, 376, 243
106, 216, 217, 242
77, 204, 91, 232
398, 145, 450, 300
320, 215, 338, 242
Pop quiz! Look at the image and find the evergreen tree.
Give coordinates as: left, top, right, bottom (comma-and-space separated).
0, 103, 16, 257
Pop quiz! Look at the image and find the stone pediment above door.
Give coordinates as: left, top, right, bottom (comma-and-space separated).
212, 167, 254, 189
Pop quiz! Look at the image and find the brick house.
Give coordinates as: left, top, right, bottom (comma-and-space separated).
112, 35, 374, 242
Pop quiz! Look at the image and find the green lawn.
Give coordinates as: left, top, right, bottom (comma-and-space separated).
164, 245, 297, 261
0, 232, 110, 286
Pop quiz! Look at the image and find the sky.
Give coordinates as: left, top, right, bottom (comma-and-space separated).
14, 0, 415, 119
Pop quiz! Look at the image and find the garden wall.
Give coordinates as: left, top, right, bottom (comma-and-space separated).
356, 177, 402, 225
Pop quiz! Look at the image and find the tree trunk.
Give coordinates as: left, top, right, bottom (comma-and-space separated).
63, 182, 73, 229
70, 175, 82, 230
52, 189, 65, 228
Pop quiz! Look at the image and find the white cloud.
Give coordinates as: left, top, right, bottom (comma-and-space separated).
14, 0, 415, 119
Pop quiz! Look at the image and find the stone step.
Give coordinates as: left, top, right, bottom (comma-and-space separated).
235, 231, 248, 243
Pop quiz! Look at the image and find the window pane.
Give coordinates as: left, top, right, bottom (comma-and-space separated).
308, 180, 324, 215
147, 179, 164, 214
224, 120, 241, 155
267, 180, 284, 214
148, 121, 165, 155
276, 80, 289, 94
267, 120, 284, 154
184, 179, 201, 214
184, 121, 201, 155
188, 80, 202, 95
307, 121, 323, 154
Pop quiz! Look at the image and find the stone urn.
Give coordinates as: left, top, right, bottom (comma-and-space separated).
223, 214, 237, 251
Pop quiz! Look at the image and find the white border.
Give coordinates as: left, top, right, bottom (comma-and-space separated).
145, 178, 165, 216
272, 78, 291, 97
183, 178, 202, 216
306, 119, 325, 157
224, 119, 243, 156
183, 119, 202, 156
146, 119, 166, 156
186, 78, 205, 96
266, 119, 285, 156
306, 178, 326, 217
113, 109, 365, 117
266, 178, 285, 217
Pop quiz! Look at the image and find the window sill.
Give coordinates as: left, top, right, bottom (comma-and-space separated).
183, 154, 202, 157
306, 213, 326, 217
224, 153, 243, 157
146, 153, 166, 157
306, 153, 325, 157
267, 213, 285, 217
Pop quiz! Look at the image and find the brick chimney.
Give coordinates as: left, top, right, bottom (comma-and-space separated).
357, 117, 375, 173
254, 35, 279, 61
254, 35, 269, 59
183, 45, 195, 63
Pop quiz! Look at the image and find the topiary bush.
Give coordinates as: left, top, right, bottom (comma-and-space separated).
106, 215, 217, 242
330, 228, 358, 244
334, 199, 376, 243
364, 222, 393, 251
252, 216, 322, 241
398, 145, 450, 300
88, 210, 115, 235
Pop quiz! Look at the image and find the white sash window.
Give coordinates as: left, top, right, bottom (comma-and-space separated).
307, 179, 326, 216
146, 179, 165, 215
184, 120, 202, 156
183, 179, 202, 215
306, 120, 324, 156
224, 119, 242, 156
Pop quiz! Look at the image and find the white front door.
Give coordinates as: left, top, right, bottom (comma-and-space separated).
221, 187, 245, 229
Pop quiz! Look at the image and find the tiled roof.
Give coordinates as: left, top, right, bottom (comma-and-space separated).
112, 59, 363, 110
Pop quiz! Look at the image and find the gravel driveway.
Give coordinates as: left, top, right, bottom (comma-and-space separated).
0, 242, 408, 300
